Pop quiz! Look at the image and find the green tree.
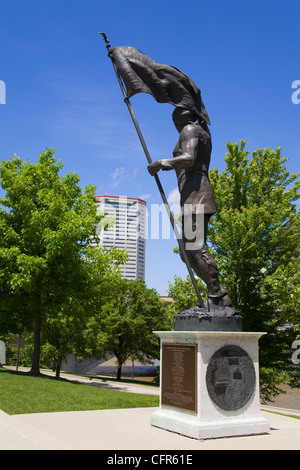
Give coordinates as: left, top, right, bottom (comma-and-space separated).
265, 258, 300, 331
92, 278, 173, 380
208, 140, 300, 400
168, 274, 206, 313
44, 245, 127, 378
0, 149, 105, 375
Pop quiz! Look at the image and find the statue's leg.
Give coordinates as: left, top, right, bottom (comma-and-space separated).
180, 214, 232, 307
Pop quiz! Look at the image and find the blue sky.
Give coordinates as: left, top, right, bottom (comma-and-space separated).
1, 0, 299, 295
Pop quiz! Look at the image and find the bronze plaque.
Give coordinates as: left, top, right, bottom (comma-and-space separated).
161, 343, 197, 413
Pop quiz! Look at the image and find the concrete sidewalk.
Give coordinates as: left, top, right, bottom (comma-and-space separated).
1, 407, 300, 450
1, 368, 300, 450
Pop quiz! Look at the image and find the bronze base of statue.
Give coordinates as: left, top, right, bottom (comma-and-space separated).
173, 305, 243, 332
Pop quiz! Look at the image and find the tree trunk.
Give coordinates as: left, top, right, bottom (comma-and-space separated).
16, 334, 21, 371
117, 364, 122, 381
55, 358, 61, 379
30, 310, 41, 375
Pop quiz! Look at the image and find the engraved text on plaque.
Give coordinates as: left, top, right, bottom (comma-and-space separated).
161, 343, 197, 413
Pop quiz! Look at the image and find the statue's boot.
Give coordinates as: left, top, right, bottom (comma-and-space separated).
207, 291, 233, 309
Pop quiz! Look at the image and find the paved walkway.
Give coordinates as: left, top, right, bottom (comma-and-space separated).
1, 369, 300, 450
1, 406, 300, 450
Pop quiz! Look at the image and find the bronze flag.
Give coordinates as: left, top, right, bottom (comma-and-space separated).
111, 46, 210, 125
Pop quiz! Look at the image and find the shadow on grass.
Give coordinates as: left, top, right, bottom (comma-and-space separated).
0, 368, 159, 394
0, 367, 159, 415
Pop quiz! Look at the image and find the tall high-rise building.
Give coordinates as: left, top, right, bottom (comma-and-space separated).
96, 195, 146, 280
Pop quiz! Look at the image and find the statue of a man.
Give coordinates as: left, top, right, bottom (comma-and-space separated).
148, 107, 232, 309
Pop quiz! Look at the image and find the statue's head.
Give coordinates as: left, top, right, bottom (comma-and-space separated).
172, 107, 197, 131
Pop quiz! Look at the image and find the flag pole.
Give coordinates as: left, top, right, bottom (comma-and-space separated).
98, 33, 205, 309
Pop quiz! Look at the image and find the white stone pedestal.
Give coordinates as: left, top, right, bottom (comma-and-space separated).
151, 331, 270, 440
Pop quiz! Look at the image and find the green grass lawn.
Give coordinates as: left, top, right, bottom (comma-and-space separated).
0, 368, 159, 415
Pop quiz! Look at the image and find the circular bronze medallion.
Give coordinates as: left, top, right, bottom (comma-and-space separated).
206, 345, 256, 411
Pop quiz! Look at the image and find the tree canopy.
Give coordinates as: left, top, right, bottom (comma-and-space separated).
168, 274, 206, 313
208, 140, 300, 327
0, 149, 126, 374
209, 141, 300, 400
90, 278, 173, 380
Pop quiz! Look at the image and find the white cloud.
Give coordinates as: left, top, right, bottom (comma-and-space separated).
111, 167, 126, 187
168, 187, 180, 205
139, 193, 152, 200
110, 166, 142, 189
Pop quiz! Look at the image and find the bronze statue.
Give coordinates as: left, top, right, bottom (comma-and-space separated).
100, 35, 241, 329
148, 107, 232, 310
